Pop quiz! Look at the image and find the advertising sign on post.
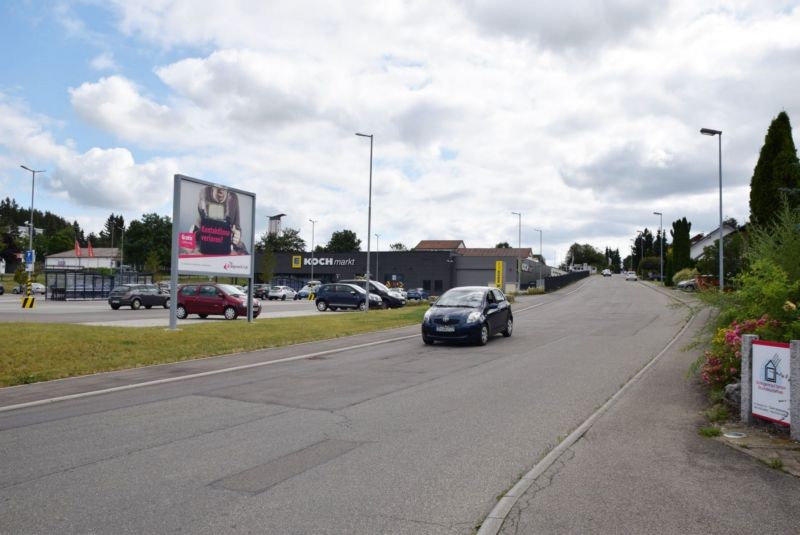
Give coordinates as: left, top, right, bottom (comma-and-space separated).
495, 260, 504, 288
752, 340, 791, 426
173, 175, 255, 277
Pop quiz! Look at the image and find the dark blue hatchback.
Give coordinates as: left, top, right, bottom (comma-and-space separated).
421, 286, 513, 346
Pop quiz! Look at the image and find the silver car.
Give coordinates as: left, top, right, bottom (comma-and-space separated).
267, 285, 296, 300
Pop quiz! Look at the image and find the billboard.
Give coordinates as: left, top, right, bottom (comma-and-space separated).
172, 174, 255, 277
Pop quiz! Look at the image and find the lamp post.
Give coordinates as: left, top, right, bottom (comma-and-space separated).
116, 225, 125, 271
20, 165, 45, 275
653, 211, 663, 284
309, 219, 317, 282
636, 230, 643, 274
533, 228, 542, 259
511, 212, 522, 291
375, 233, 380, 284
356, 132, 373, 311
700, 127, 724, 291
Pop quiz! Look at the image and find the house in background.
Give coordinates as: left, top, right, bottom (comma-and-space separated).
45, 247, 120, 270
690, 223, 738, 260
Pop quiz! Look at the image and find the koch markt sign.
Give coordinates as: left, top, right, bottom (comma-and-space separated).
292, 255, 357, 268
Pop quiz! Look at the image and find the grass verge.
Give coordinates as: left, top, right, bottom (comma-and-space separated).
0, 306, 426, 387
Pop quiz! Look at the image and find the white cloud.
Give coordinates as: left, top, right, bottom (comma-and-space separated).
90, 52, 118, 71
2, 1, 800, 259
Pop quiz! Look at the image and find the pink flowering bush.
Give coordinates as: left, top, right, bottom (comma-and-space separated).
700, 315, 778, 386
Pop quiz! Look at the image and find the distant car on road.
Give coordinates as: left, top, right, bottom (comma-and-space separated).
12, 282, 45, 295
176, 283, 260, 320
421, 286, 513, 346
406, 288, 429, 300
602, 269, 612, 277
109, 284, 170, 310
625, 272, 638, 281
268, 285, 296, 300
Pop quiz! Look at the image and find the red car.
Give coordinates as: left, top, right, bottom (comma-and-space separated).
176, 283, 261, 320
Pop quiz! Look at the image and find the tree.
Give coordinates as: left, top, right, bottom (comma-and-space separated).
750, 111, 800, 226
124, 213, 172, 269
325, 229, 361, 252
389, 242, 407, 251
565, 243, 605, 268
255, 227, 306, 253
670, 217, 692, 273
695, 231, 744, 279
260, 248, 276, 284
144, 250, 161, 274
495, 242, 511, 248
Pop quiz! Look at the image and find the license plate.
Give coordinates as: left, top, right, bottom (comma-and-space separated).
111, 300, 119, 304
436, 325, 455, 332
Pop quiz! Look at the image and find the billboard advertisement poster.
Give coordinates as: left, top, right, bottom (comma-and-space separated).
752, 340, 791, 426
173, 175, 255, 277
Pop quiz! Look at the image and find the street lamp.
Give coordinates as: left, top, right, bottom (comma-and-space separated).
700, 127, 724, 291
533, 228, 542, 259
511, 212, 522, 291
375, 233, 380, 283
20, 165, 45, 275
636, 230, 643, 274
116, 225, 125, 271
653, 211, 663, 284
356, 132, 373, 311
309, 219, 317, 282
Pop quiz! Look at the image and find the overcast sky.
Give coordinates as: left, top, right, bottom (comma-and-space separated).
1, 1, 799, 265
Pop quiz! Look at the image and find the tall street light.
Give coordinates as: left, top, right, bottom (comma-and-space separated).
116, 225, 125, 271
356, 132, 373, 311
309, 219, 317, 282
700, 127, 724, 291
653, 211, 663, 284
511, 212, 522, 291
375, 233, 380, 283
533, 228, 542, 260
20, 165, 45, 274
636, 230, 643, 274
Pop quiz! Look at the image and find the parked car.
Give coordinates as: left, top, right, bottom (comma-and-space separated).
389, 287, 407, 299
108, 284, 170, 310
267, 285, 296, 300
156, 280, 171, 293
338, 279, 406, 308
677, 275, 718, 292
176, 283, 260, 320
625, 272, 638, 281
314, 283, 383, 311
406, 288, 429, 300
250, 284, 271, 299
294, 284, 316, 300
602, 269, 612, 277
12, 282, 45, 295
421, 286, 513, 346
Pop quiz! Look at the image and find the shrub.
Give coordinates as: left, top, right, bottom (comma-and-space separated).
673, 267, 698, 286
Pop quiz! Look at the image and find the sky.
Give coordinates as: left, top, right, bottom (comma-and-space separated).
1, 1, 799, 266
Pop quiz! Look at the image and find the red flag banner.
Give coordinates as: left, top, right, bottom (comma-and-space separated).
75, 240, 82, 257
88, 240, 95, 257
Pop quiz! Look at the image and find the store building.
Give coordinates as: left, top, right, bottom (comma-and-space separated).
259, 240, 551, 294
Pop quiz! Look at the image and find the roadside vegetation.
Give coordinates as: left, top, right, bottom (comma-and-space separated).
0, 305, 427, 387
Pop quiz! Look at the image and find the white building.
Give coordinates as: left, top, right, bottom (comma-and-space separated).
690, 224, 738, 260
45, 247, 120, 270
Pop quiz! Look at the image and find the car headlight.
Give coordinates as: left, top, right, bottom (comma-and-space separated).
423, 309, 433, 323
467, 311, 484, 324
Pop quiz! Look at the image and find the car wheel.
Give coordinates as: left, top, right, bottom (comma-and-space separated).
163, 298, 170, 309
110, 304, 120, 310
131, 298, 141, 310
422, 335, 434, 345
198, 313, 208, 318
477, 323, 489, 346
176, 305, 187, 319
502, 317, 513, 337
224, 306, 238, 320
316, 300, 328, 312
281, 295, 286, 301
358, 301, 367, 311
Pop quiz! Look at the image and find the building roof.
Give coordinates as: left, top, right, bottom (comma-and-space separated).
457, 247, 533, 258
46, 247, 119, 259
413, 240, 466, 251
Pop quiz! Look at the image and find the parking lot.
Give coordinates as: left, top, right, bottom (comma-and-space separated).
0, 293, 324, 326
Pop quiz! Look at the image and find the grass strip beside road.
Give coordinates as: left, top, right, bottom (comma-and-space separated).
0, 306, 427, 387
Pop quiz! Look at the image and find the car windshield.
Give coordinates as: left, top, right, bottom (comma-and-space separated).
371, 280, 391, 293
435, 288, 485, 308
218, 284, 246, 297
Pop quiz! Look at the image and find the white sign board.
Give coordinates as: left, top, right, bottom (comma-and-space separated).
752, 340, 791, 426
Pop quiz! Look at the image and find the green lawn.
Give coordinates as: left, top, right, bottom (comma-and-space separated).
0, 306, 427, 387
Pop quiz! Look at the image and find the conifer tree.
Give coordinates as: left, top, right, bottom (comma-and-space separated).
749, 111, 800, 225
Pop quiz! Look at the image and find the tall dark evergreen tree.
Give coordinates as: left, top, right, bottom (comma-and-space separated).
749, 111, 800, 225
670, 217, 692, 272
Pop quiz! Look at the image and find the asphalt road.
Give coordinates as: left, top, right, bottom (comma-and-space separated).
0, 293, 320, 325
1, 276, 692, 533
